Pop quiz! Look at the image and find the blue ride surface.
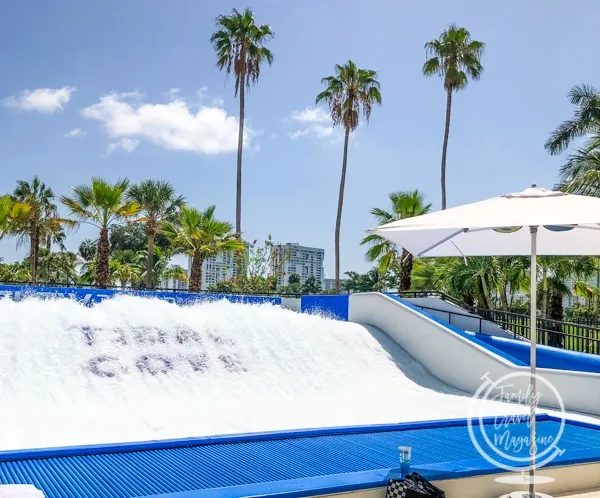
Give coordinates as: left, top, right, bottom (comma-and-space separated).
0, 416, 598, 498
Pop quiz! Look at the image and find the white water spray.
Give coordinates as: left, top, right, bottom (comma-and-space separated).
0, 295, 538, 450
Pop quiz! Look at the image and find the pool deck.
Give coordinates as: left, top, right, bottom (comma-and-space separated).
1, 415, 600, 498
558, 491, 600, 497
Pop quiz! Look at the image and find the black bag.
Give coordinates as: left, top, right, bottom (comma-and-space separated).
385, 472, 446, 498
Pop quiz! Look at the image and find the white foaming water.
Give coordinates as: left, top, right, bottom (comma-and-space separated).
0, 295, 561, 450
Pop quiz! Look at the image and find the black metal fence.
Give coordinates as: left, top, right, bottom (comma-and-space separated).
476, 308, 600, 355
399, 289, 600, 355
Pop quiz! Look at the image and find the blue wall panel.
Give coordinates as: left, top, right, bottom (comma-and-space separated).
0, 284, 281, 306
473, 333, 600, 374
300, 295, 349, 321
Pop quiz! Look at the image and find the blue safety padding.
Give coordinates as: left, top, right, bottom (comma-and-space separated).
1, 416, 599, 498
471, 333, 600, 374
301, 295, 349, 320
0, 284, 281, 306
386, 295, 527, 366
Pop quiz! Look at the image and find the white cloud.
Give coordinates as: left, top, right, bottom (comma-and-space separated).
107, 138, 139, 155
287, 128, 310, 140
312, 124, 335, 138
287, 123, 338, 142
291, 106, 330, 123
3, 86, 76, 113
287, 106, 339, 141
64, 127, 85, 138
82, 91, 250, 155
197, 87, 208, 101
165, 88, 180, 101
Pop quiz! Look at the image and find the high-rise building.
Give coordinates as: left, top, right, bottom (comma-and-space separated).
272, 243, 324, 287
160, 277, 189, 291
187, 246, 249, 290
322, 278, 348, 293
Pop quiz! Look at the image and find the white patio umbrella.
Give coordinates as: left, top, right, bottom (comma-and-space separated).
368, 185, 600, 498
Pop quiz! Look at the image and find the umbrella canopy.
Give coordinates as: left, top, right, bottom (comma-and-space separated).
368, 186, 600, 257
367, 185, 600, 498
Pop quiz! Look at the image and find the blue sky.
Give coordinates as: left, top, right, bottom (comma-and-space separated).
0, 0, 598, 275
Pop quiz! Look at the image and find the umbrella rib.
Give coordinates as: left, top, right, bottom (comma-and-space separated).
417, 228, 468, 257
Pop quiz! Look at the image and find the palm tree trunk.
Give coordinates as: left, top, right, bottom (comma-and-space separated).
234, 64, 247, 279
398, 249, 413, 292
500, 284, 509, 311
146, 222, 155, 289
189, 252, 203, 293
335, 127, 351, 293
541, 269, 548, 318
96, 228, 110, 289
440, 88, 453, 210
29, 225, 37, 284
480, 274, 491, 309
236, 68, 246, 236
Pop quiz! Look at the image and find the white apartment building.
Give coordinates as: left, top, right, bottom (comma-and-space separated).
159, 277, 189, 291
322, 278, 348, 293
187, 247, 248, 290
272, 243, 324, 287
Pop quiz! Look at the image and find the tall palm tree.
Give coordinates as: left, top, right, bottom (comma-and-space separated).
127, 180, 184, 288
361, 190, 432, 291
211, 7, 274, 237
60, 178, 140, 288
423, 24, 485, 210
545, 85, 600, 195
316, 60, 382, 292
161, 206, 244, 292
13, 176, 73, 283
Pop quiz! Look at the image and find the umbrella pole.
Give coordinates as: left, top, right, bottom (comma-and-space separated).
529, 226, 538, 497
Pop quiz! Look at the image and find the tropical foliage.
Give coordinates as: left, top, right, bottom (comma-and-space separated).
316, 60, 382, 293
361, 190, 431, 292
343, 269, 391, 294
211, 7, 274, 236
127, 180, 184, 288
545, 84, 600, 196
161, 206, 244, 292
13, 177, 73, 283
423, 24, 485, 209
60, 178, 140, 288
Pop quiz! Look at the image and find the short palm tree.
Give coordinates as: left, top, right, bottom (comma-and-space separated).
545, 85, 600, 196
37, 249, 79, 284
361, 190, 431, 292
60, 178, 140, 288
127, 180, 184, 288
211, 7, 274, 237
423, 24, 485, 210
78, 239, 97, 263
0, 195, 30, 242
537, 256, 596, 320
160, 206, 244, 292
13, 176, 73, 283
316, 60, 382, 292
134, 245, 188, 288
